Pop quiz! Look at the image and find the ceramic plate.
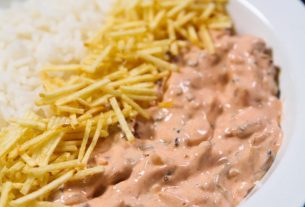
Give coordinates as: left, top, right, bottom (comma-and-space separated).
1, 0, 305, 206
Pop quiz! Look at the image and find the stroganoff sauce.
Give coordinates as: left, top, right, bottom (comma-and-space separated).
54, 33, 282, 207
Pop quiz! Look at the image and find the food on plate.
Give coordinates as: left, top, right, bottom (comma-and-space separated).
0, 0, 282, 207
0, 0, 111, 125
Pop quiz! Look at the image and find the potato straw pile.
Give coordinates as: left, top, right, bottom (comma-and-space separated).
0, 0, 232, 206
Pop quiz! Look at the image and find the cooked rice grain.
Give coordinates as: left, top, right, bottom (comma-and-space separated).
0, 0, 112, 125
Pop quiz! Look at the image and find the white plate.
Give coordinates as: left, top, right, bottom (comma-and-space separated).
1, 0, 305, 206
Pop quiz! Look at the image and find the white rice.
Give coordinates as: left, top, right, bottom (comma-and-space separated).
0, 0, 112, 125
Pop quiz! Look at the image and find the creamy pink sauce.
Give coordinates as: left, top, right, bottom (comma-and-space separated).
53, 33, 282, 207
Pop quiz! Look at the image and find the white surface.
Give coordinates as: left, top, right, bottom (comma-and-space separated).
0, 0, 305, 206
